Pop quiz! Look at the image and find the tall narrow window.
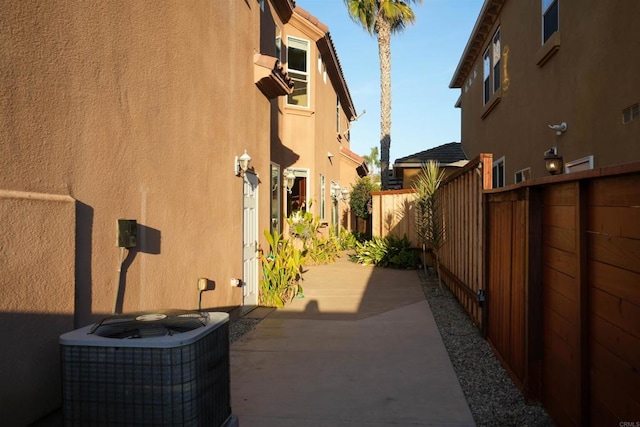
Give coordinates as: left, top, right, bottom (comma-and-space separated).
275, 27, 282, 62
320, 175, 326, 220
542, 0, 559, 43
270, 164, 281, 233
287, 37, 309, 107
483, 48, 491, 105
492, 157, 505, 188
336, 98, 341, 133
492, 29, 501, 93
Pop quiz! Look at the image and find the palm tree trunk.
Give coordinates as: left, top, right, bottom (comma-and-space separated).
377, 17, 392, 190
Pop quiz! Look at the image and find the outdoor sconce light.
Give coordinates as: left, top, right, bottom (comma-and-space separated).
284, 168, 296, 193
544, 147, 563, 175
235, 150, 252, 176
340, 187, 350, 202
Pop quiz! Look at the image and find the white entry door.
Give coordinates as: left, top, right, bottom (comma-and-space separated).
242, 172, 259, 311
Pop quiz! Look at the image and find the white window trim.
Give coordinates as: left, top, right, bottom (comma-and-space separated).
565, 155, 594, 173
270, 162, 281, 233
483, 47, 491, 105
286, 36, 311, 108
514, 167, 531, 184
320, 174, 326, 220
492, 156, 505, 188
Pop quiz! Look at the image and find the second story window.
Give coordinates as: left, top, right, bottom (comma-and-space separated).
287, 37, 310, 107
336, 98, 340, 133
492, 29, 501, 93
483, 48, 491, 105
483, 28, 501, 106
542, 0, 559, 43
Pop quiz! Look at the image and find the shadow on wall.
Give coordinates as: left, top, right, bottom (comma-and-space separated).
112, 223, 162, 316
75, 202, 163, 326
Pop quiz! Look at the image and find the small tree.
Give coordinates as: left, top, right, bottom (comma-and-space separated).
413, 161, 446, 292
349, 175, 378, 219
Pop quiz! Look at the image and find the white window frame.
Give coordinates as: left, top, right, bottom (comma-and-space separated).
270, 163, 281, 233
492, 157, 505, 188
565, 156, 594, 173
320, 174, 326, 220
275, 27, 282, 63
483, 47, 491, 105
514, 167, 531, 184
286, 36, 310, 108
542, 0, 559, 44
492, 29, 501, 93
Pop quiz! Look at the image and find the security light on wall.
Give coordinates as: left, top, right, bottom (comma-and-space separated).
548, 122, 567, 136
234, 150, 251, 176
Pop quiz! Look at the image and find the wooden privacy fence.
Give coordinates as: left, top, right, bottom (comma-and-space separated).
371, 189, 419, 246
371, 157, 640, 426
371, 154, 493, 327
485, 162, 640, 426
438, 154, 493, 327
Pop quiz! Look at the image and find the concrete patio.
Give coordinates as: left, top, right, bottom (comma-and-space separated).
230, 256, 476, 426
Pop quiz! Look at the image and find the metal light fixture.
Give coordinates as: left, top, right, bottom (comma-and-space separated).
235, 150, 252, 176
330, 183, 341, 202
284, 168, 296, 193
544, 147, 563, 175
340, 187, 350, 202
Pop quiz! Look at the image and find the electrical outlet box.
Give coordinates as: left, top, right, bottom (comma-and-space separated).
117, 219, 137, 248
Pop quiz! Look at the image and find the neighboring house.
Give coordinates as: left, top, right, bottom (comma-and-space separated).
393, 142, 468, 189
0, 1, 362, 424
450, 0, 640, 187
268, 6, 365, 236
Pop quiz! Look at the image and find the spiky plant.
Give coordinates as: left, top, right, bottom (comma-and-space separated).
412, 160, 446, 291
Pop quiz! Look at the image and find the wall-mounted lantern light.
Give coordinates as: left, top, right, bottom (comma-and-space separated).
340, 187, 350, 203
544, 147, 563, 175
284, 168, 296, 193
235, 150, 252, 176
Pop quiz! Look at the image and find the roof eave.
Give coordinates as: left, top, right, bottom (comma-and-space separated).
449, 0, 505, 89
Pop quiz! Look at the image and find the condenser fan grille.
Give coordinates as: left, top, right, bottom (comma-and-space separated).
89, 309, 209, 339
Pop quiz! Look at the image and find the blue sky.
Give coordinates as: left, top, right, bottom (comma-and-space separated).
294, 0, 484, 164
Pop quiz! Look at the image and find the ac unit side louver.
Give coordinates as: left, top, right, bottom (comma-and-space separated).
60, 310, 231, 427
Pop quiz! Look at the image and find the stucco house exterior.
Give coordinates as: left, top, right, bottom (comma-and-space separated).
0, 0, 363, 424
268, 6, 366, 237
450, 0, 640, 187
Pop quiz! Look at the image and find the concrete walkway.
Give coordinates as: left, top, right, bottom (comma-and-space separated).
230, 256, 475, 426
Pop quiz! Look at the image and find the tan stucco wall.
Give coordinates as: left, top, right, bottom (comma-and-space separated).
0, 192, 75, 425
1, 1, 273, 423
458, 0, 640, 183
273, 11, 357, 231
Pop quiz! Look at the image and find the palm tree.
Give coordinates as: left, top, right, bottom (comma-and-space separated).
344, 0, 423, 190
363, 146, 381, 186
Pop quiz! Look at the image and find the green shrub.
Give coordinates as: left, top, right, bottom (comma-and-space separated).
259, 230, 306, 307
350, 235, 418, 269
287, 205, 339, 266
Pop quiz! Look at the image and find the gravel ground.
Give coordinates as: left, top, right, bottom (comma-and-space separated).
228, 271, 555, 427
229, 316, 262, 344
419, 270, 554, 427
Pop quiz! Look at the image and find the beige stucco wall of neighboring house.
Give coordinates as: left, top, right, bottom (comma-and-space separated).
456, 0, 640, 184
1, 1, 273, 423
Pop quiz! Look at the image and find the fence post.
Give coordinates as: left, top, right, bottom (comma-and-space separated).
526, 186, 543, 401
